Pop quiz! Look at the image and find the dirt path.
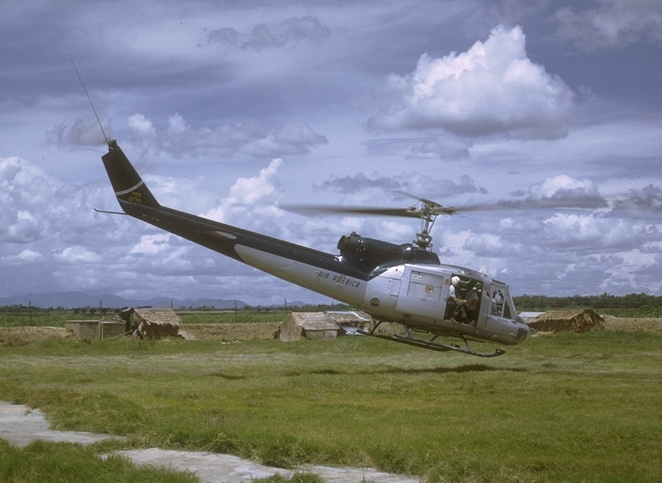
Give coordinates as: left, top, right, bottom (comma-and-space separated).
0, 402, 419, 483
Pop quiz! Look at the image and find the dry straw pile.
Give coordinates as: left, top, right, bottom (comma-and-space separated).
527, 308, 605, 333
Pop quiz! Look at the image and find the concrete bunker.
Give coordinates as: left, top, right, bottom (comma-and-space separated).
278, 311, 371, 341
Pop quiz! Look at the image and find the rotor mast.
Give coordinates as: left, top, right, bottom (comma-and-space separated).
398, 192, 455, 251
414, 204, 437, 250
283, 190, 458, 251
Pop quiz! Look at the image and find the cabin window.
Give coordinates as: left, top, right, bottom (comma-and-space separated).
445, 274, 483, 323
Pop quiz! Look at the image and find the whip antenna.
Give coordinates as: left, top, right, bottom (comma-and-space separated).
70, 57, 109, 144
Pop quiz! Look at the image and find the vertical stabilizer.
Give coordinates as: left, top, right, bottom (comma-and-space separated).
101, 140, 160, 210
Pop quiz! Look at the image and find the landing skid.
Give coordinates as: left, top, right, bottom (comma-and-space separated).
359, 322, 505, 358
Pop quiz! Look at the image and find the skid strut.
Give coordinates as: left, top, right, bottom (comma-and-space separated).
359, 322, 505, 358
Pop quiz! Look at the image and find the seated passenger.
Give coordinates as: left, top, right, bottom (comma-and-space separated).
447, 276, 467, 322
464, 288, 480, 325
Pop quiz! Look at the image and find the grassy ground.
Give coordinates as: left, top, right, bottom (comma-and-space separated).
0, 439, 199, 483
0, 312, 100, 327
0, 328, 660, 482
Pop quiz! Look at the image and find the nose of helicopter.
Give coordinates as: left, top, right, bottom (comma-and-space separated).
515, 316, 530, 343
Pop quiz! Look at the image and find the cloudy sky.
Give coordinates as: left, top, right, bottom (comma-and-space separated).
2, 0, 661, 305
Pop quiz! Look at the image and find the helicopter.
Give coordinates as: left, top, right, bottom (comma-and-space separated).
99, 139, 530, 357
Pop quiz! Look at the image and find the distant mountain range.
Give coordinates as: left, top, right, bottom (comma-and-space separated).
0, 292, 248, 310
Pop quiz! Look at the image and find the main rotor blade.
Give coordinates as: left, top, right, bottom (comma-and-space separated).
284, 204, 461, 218
282, 204, 424, 219
452, 196, 608, 212
283, 196, 606, 220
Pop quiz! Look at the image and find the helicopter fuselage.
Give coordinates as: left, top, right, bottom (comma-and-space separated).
101, 140, 529, 351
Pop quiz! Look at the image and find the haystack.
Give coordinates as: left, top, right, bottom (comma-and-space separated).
121, 308, 182, 339
278, 312, 340, 341
527, 308, 605, 333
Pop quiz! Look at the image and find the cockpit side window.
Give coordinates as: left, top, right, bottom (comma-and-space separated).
503, 299, 512, 319
491, 287, 514, 320
491, 288, 503, 316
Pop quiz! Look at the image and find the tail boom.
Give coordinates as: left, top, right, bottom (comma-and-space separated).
100, 140, 369, 306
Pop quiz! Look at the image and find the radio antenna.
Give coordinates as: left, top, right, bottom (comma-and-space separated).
70, 57, 109, 144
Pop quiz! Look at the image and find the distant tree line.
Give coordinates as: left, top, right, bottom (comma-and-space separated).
514, 293, 662, 315
0, 305, 120, 315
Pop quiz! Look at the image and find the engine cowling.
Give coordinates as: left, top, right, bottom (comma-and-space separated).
337, 233, 440, 273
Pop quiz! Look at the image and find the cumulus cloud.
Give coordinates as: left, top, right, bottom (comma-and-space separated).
0, 152, 138, 294
314, 173, 401, 195
433, 180, 662, 294
609, 184, 662, 219
204, 158, 284, 230
2, 1, 661, 302
364, 134, 472, 160
226, 159, 283, 205
503, 179, 661, 231
54, 246, 102, 264
553, 0, 662, 50
408, 135, 473, 159
368, 25, 575, 139
129, 234, 173, 256
53, 110, 328, 159
125, 113, 328, 158
16, 249, 44, 263
522, 174, 607, 208
47, 106, 111, 147
599, 248, 661, 292
202, 16, 331, 51
315, 172, 487, 201
468, 173, 609, 212
0, 157, 53, 244
541, 212, 610, 247
472, 181, 661, 265
128, 114, 156, 136
168, 113, 187, 135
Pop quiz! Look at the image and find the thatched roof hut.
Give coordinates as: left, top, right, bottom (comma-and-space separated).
326, 311, 371, 326
527, 308, 605, 333
120, 308, 182, 339
279, 312, 340, 341
326, 311, 372, 334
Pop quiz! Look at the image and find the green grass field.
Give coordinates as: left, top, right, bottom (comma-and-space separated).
0, 328, 660, 482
